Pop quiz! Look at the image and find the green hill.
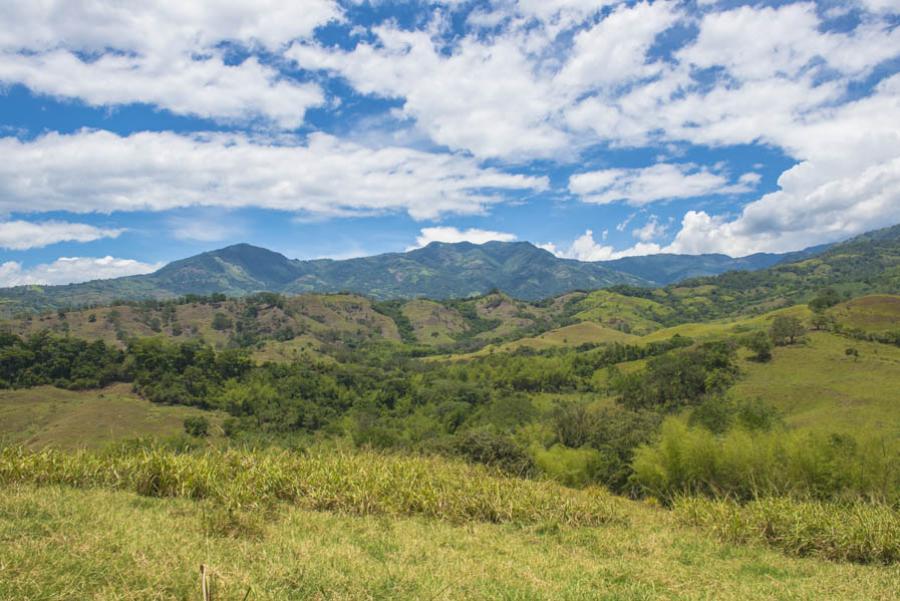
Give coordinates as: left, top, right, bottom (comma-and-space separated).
611, 224, 900, 323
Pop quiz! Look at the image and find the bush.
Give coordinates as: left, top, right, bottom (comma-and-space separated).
631, 419, 899, 504
0, 446, 623, 528
689, 396, 781, 435
742, 331, 773, 362
211, 313, 233, 331
532, 444, 604, 488
183, 416, 210, 438
452, 429, 535, 477
674, 496, 899, 564
614, 341, 738, 411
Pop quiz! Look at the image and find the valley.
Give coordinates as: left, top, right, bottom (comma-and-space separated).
1, 224, 899, 599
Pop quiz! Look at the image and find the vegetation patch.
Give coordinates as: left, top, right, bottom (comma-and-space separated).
674, 496, 900, 564
0, 445, 623, 528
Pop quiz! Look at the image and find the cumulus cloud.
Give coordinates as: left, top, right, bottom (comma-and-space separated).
665, 76, 900, 255
0, 130, 548, 221
569, 164, 757, 205
632, 215, 670, 242
408, 226, 517, 250
294, 1, 897, 254
0, 0, 339, 127
0, 256, 162, 287
543, 229, 662, 262
1, 0, 898, 257
0, 53, 324, 129
0, 220, 123, 250
290, 27, 569, 160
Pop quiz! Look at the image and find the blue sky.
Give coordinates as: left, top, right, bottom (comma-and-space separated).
1, 0, 898, 286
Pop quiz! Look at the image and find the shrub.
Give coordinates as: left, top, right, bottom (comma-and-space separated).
452, 429, 535, 477
0, 446, 623, 528
183, 416, 210, 438
631, 419, 900, 505
532, 444, 604, 488
742, 331, 773, 362
674, 496, 899, 564
211, 313, 233, 331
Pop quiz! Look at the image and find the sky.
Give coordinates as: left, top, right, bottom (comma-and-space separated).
1, 0, 899, 287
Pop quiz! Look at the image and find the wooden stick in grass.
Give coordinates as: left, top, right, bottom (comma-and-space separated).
200, 564, 209, 601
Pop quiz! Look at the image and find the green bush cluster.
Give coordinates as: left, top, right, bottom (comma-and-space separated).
631, 419, 899, 505
674, 496, 899, 564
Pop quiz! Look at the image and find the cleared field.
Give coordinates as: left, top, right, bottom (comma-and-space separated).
572, 289, 672, 335
402, 299, 468, 345
732, 331, 900, 436
829, 294, 900, 333
453, 322, 640, 359
0, 385, 222, 449
639, 304, 812, 343
0, 485, 896, 600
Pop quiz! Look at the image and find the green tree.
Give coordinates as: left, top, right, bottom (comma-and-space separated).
183, 416, 210, 437
743, 331, 773, 362
770, 316, 805, 346
211, 312, 233, 331
809, 287, 841, 313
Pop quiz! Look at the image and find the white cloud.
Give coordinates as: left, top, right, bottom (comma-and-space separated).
678, 3, 900, 82
555, 1, 678, 92
408, 226, 517, 249
0, 52, 324, 129
290, 26, 569, 159
0, 220, 123, 250
0, 130, 548, 221
545, 229, 662, 262
0, 0, 340, 127
0, 256, 162, 287
167, 214, 245, 243
569, 163, 757, 205
665, 76, 900, 255
632, 215, 669, 242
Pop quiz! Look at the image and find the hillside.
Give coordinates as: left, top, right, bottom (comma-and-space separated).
0, 385, 224, 449
611, 224, 900, 323
0, 237, 835, 315
601, 243, 830, 287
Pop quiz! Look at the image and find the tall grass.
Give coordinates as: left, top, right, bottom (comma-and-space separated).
0, 445, 622, 528
631, 419, 899, 505
674, 496, 900, 565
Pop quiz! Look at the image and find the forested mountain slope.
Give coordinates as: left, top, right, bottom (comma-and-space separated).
0, 235, 835, 315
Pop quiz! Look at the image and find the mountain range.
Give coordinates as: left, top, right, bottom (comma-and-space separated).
0, 232, 865, 315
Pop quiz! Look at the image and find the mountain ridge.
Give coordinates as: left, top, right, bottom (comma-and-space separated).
0, 233, 858, 314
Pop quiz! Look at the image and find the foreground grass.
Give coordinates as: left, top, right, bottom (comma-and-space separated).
2, 485, 898, 600
675, 497, 900, 565
0, 446, 621, 528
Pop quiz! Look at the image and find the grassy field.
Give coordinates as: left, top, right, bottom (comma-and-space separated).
732, 331, 900, 436
402, 299, 469, 345
828, 294, 900, 333
0, 385, 223, 449
1, 484, 897, 600
571, 290, 672, 335
638, 304, 812, 343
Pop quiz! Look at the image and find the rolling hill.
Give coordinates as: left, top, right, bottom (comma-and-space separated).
611, 223, 900, 323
